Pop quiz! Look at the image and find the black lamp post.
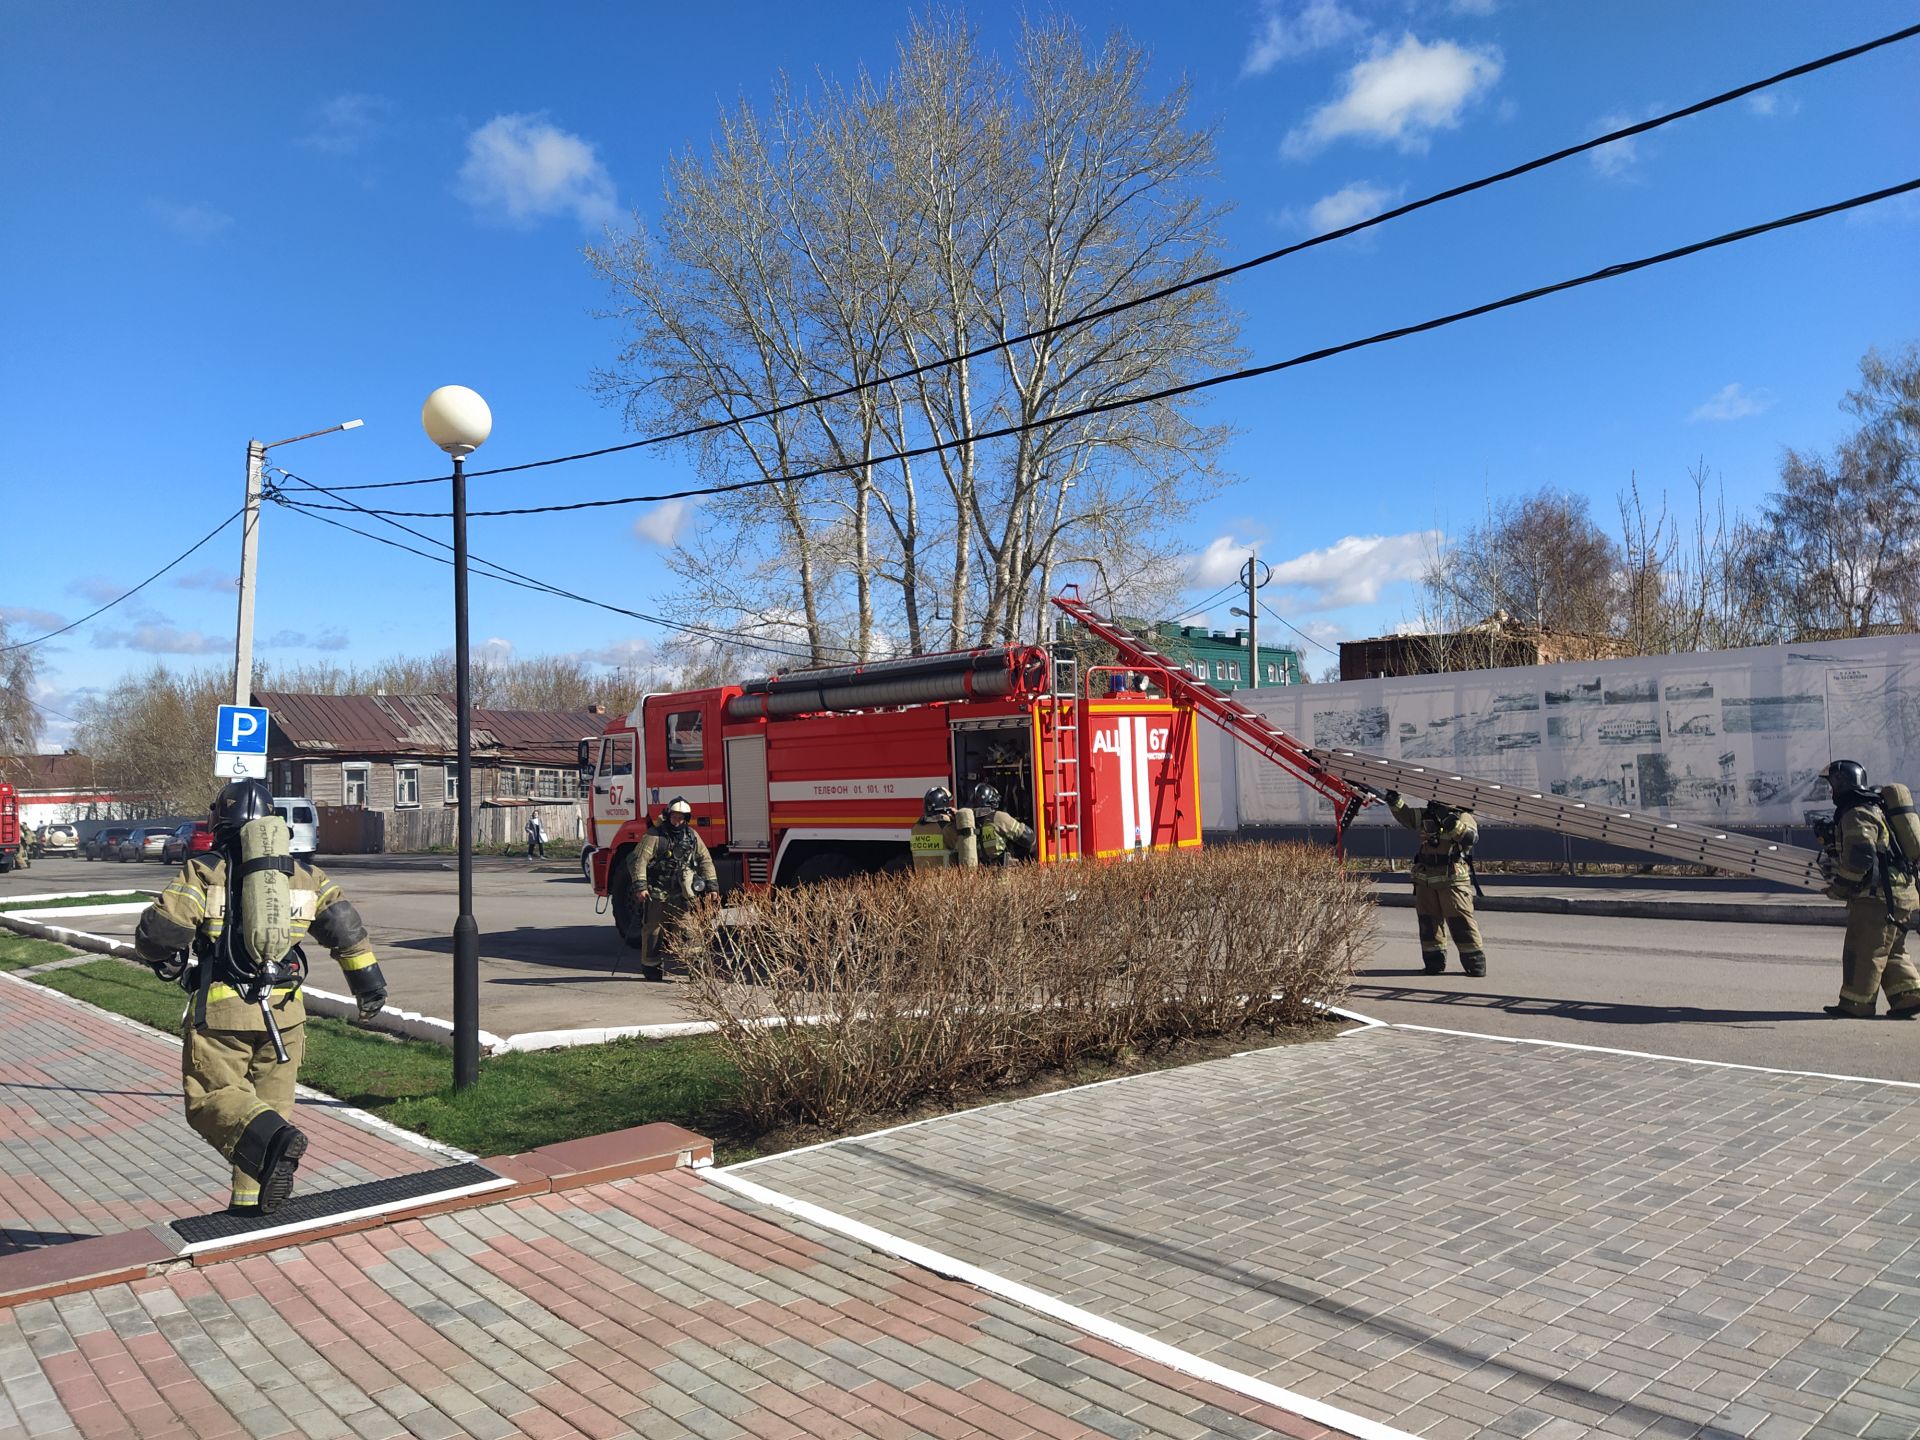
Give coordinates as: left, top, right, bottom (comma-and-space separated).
421, 385, 492, 1090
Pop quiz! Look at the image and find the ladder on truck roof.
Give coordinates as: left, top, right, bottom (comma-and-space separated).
1050, 588, 1828, 891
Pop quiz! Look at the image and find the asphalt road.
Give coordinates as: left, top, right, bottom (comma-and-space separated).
7, 854, 1913, 1077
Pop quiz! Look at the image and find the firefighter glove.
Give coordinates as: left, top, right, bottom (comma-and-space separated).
356, 986, 388, 1019
1384, 789, 1401, 808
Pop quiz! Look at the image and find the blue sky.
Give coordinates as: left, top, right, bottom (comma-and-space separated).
3, 1, 1916, 746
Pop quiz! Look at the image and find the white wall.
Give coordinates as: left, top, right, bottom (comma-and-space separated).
1199, 634, 1920, 829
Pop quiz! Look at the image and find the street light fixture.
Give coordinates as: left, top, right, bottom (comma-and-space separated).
232, 418, 364, 707
421, 385, 492, 1091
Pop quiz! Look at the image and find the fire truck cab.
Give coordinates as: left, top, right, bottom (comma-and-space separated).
0, 783, 22, 874
582, 644, 1201, 939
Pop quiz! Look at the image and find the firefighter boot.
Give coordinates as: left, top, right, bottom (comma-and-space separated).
1460, 951, 1487, 978
1421, 950, 1447, 976
232, 1113, 308, 1216
1822, 1002, 1875, 1018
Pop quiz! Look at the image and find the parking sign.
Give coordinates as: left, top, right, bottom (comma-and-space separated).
215, 704, 271, 780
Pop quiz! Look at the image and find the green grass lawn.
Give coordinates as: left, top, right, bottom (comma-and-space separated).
29, 955, 750, 1159
0, 932, 77, 971
0, 891, 147, 911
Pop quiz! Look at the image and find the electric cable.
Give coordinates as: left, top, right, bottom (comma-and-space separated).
326, 177, 1920, 521
313, 22, 1920, 496
1, 508, 246, 653
1259, 598, 1339, 656
1162, 581, 1243, 628
265, 471, 844, 664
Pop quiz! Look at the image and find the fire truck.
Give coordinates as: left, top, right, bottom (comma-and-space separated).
0, 783, 22, 874
582, 621, 1204, 941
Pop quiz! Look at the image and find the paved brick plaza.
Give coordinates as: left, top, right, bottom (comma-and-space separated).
0, 1170, 1335, 1440
0, 973, 464, 1251
735, 1027, 1920, 1439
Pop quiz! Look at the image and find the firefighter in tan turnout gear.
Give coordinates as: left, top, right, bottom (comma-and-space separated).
967, 783, 1035, 866
621, 796, 717, 981
134, 780, 388, 1214
1388, 789, 1487, 978
910, 787, 963, 869
1817, 760, 1920, 1019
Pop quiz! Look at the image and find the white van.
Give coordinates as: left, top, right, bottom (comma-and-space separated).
273, 797, 319, 857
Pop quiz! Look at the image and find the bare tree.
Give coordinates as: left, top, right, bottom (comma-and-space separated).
589, 12, 1237, 662
1616, 464, 1774, 655
75, 665, 229, 815
0, 620, 41, 772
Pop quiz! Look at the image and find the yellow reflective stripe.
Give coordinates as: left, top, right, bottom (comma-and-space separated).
206, 983, 300, 1004
336, 951, 378, 972
316, 882, 342, 908
230, 1183, 261, 1203
163, 881, 207, 915
1839, 986, 1879, 1004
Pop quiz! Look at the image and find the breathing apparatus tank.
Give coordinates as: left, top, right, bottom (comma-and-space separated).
1880, 783, 1920, 873
237, 816, 294, 973
950, 806, 980, 869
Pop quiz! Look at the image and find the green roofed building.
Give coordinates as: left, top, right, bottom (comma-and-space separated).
1150, 624, 1304, 691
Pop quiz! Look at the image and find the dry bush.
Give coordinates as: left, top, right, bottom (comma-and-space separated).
674, 843, 1372, 1129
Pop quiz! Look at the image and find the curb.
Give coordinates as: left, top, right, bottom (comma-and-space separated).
1371, 889, 1843, 926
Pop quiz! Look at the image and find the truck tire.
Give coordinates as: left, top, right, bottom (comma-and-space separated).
610, 859, 646, 950
794, 851, 860, 885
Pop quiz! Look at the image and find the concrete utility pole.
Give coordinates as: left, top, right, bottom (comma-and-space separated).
1232, 554, 1273, 689
230, 420, 364, 707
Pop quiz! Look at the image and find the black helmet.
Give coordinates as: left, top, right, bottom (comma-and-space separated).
923, 785, 953, 815
1826, 760, 1871, 803
211, 779, 274, 837
972, 783, 1001, 812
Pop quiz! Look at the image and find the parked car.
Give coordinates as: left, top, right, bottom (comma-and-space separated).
161, 821, 214, 865
84, 827, 132, 861
110, 826, 167, 861
273, 797, 319, 858
33, 823, 79, 857
137, 827, 173, 861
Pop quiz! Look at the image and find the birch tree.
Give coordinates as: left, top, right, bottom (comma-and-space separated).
589, 12, 1236, 663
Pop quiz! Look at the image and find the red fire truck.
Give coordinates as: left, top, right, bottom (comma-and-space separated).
581, 637, 1203, 940
0, 783, 22, 874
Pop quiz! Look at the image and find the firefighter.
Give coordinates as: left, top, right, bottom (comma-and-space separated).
969, 783, 1036, 866
623, 796, 718, 981
910, 786, 961, 870
1817, 760, 1920, 1019
1387, 789, 1486, 978
132, 779, 388, 1215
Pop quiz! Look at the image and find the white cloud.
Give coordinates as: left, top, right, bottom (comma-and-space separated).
1308, 180, 1404, 232
0, 605, 65, 632
301, 93, 393, 155
1688, 383, 1775, 423
92, 624, 224, 654
576, 638, 658, 670
1745, 92, 1797, 118
1244, 0, 1367, 75
1266, 530, 1441, 610
150, 200, 233, 242
633, 498, 694, 547
1186, 535, 1259, 589
458, 114, 618, 229
479, 637, 515, 664
265, 627, 349, 650
173, 566, 237, 592
1284, 34, 1501, 157
65, 576, 124, 604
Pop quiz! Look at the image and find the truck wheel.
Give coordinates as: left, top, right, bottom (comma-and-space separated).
794, 851, 860, 885
610, 862, 647, 950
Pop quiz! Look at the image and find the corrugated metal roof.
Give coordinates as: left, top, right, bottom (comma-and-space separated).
255, 692, 601, 767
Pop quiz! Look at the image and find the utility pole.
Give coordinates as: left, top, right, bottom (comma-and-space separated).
1233, 554, 1272, 689
230, 420, 365, 707
232, 441, 266, 707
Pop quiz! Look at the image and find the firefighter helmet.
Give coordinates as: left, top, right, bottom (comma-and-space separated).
1826, 760, 1871, 803
972, 783, 1001, 812
923, 786, 953, 815
210, 779, 274, 837
666, 796, 693, 818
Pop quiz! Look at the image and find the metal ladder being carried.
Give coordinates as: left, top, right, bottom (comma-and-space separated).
1051, 589, 1828, 891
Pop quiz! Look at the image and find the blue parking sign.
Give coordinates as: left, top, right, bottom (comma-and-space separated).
217, 705, 270, 755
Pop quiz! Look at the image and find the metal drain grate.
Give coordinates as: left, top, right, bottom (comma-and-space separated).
171, 1162, 502, 1246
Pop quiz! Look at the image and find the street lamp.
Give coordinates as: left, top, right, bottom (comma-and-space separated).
421, 385, 492, 1090
233, 418, 364, 707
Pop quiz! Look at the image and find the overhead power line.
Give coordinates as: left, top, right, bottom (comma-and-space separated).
327, 178, 1920, 522
1259, 599, 1339, 657
1, 508, 246, 653
314, 21, 1920, 497
265, 468, 846, 664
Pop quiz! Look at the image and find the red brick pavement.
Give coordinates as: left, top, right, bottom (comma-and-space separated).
0, 972, 463, 1251
0, 1169, 1339, 1439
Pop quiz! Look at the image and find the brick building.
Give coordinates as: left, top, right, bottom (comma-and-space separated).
1339, 612, 1628, 682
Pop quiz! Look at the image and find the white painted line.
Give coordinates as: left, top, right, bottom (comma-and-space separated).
705, 1168, 1418, 1440
6, 902, 151, 920
0, 888, 157, 907
1384, 1022, 1920, 1090
176, 1174, 515, 1257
